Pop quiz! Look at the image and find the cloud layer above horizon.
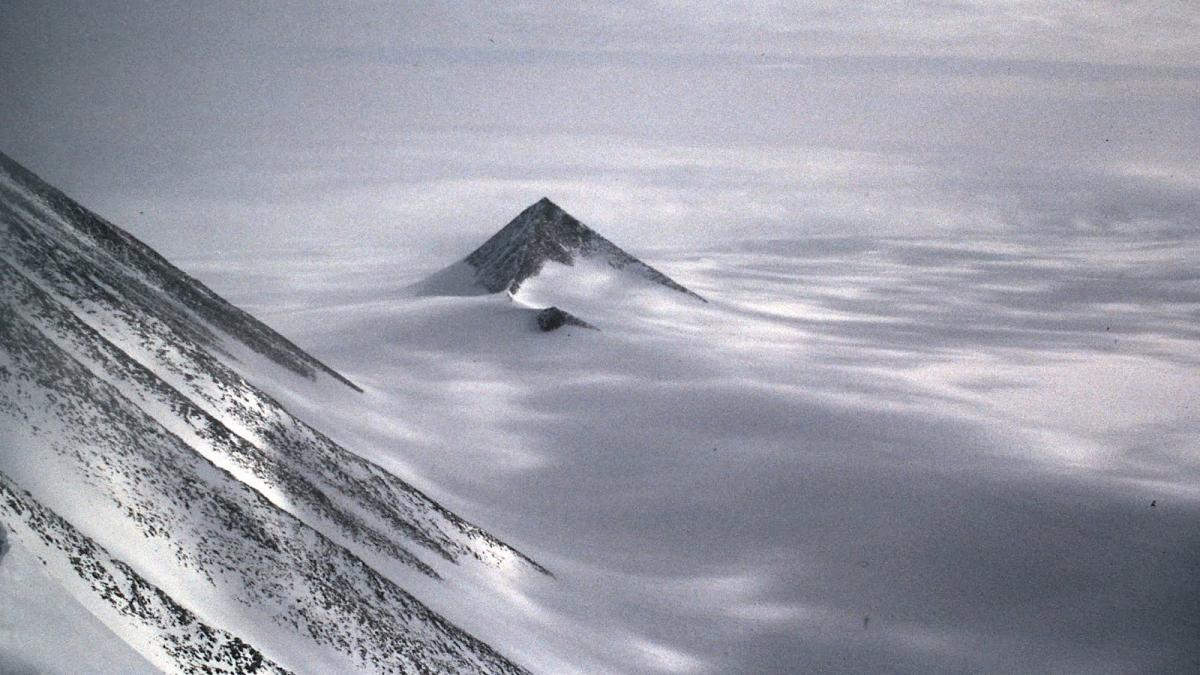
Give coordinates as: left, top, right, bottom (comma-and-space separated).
0, 1, 1196, 254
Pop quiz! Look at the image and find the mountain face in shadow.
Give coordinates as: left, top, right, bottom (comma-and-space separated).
415, 198, 706, 303
0, 151, 542, 674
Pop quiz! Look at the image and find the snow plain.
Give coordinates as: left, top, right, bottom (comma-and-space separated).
0, 529, 160, 675
172, 231, 1200, 674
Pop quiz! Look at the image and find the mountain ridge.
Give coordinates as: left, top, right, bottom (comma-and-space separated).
420, 197, 706, 302
0, 150, 541, 673
0, 151, 363, 392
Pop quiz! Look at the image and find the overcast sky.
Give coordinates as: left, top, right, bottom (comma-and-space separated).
1, 1, 1197, 256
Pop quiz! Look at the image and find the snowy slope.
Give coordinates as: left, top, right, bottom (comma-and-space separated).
0, 523, 161, 675
0, 151, 543, 674
0, 479, 288, 674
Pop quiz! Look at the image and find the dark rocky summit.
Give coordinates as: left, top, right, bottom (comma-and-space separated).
462, 197, 706, 300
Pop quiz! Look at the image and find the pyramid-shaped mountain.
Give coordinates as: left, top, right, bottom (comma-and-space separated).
419, 198, 705, 301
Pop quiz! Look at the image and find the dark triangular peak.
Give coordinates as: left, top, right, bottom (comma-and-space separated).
461, 198, 705, 300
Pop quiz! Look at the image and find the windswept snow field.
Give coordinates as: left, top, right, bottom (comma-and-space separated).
3, 2, 1197, 672
175, 232, 1200, 674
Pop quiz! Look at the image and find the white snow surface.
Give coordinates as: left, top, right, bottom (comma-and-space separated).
409, 260, 489, 297
0, 528, 160, 675
2, 148, 1198, 672
176, 233, 1200, 674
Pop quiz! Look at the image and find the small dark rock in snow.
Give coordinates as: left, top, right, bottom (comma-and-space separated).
536, 306, 593, 332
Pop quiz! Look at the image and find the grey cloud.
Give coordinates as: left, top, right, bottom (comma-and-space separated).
2, 1, 1197, 255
